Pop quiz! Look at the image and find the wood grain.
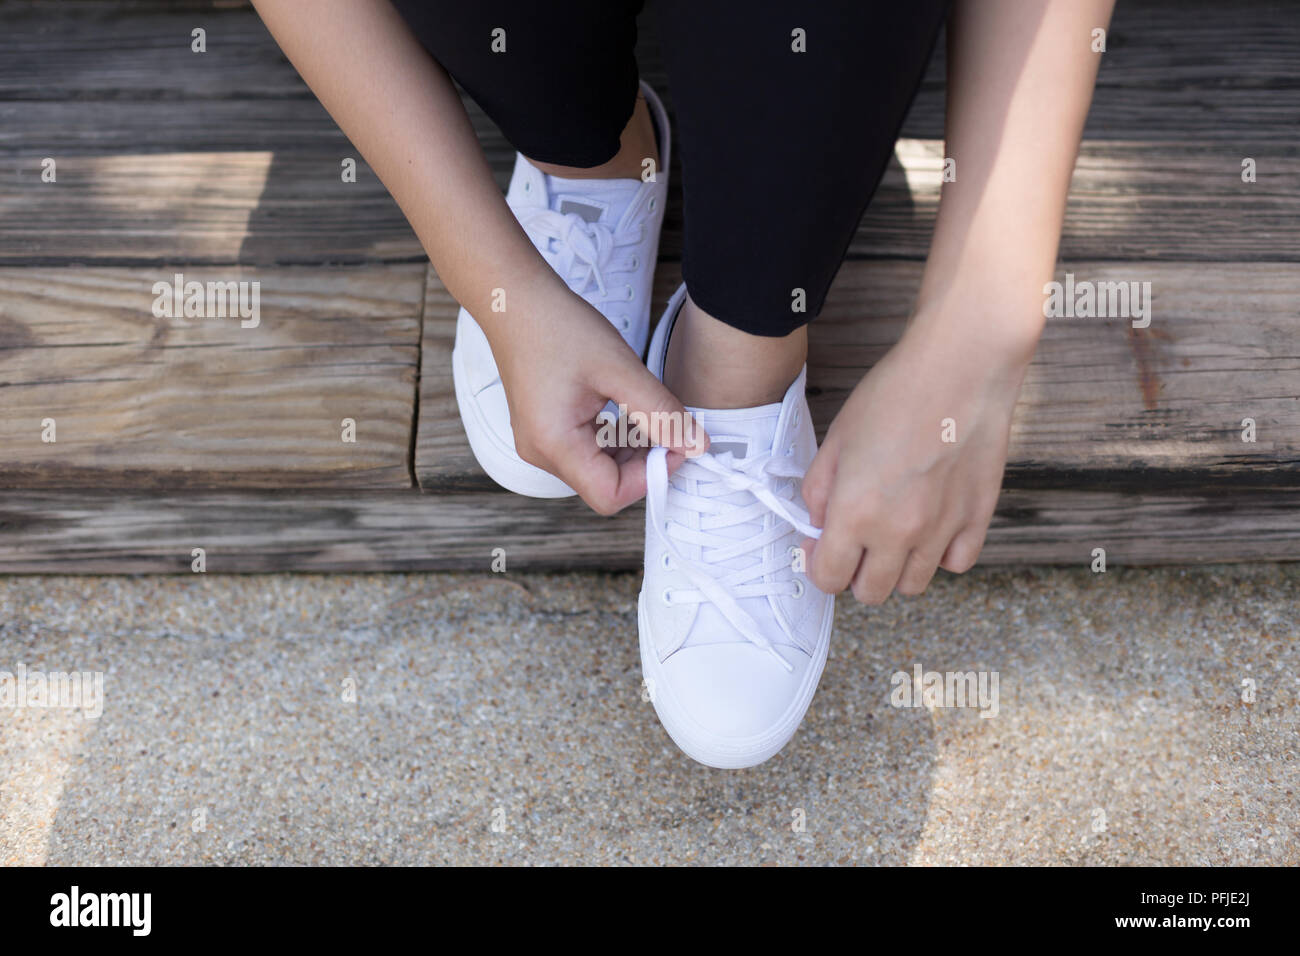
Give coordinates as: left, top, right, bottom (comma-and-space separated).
0, 265, 425, 489
0, 0, 1296, 568
0, 2, 308, 101
812, 261, 1300, 483
2, 3, 1298, 265
859, 140, 1300, 264
4, 141, 1293, 266
0, 99, 352, 154
0, 486, 1296, 573
417, 261, 1300, 490
904, 1, 1300, 143
5, 1, 1296, 142
0, 152, 423, 266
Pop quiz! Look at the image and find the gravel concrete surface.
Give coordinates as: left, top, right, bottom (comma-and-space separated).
0, 564, 1296, 866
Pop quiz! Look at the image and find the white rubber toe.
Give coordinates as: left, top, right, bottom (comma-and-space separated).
638, 591, 835, 770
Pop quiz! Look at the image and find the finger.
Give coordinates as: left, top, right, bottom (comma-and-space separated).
940, 525, 986, 574
557, 424, 648, 515
938, 489, 996, 573
595, 359, 709, 457
807, 524, 862, 595
850, 547, 907, 605
801, 439, 837, 529
663, 447, 689, 476
896, 548, 942, 596
611, 442, 640, 466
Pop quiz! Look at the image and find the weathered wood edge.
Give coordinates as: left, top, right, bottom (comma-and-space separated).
0, 486, 1295, 573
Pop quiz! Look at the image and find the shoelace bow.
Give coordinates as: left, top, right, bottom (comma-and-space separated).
646, 446, 823, 672
519, 208, 640, 306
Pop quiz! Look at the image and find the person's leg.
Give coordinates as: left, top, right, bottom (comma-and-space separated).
637, 2, 952, 769
655, 0, 950, 408
391, 0, 674, 499
390, 0, 654, 177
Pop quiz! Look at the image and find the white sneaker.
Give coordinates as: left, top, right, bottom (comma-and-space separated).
638, 284, 835, 769
452, 80, 671, 497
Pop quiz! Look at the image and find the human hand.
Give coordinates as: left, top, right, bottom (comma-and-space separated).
801, 303, 1038, 602
488, 281, 708, 515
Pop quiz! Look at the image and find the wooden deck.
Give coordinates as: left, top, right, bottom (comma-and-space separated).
0, 0, 1296, 571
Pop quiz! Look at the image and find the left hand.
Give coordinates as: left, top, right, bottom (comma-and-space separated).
801, 302, 1038, 604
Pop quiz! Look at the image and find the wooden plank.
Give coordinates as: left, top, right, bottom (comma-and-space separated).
811, 261, 1300, 483
1, 3, 1297, 267
0, 486, 1296, 573
417, 260, 1300, 491
3, 140, 1293, 266
0, 152, 423, 266
0, 99, 355, 155
0, 265, 424, 489
0, 2, 309, 101
902, 1, 1300, 143
857, 140, 1300, 263
416, 277, 480, 488
5, 1, 1297, 143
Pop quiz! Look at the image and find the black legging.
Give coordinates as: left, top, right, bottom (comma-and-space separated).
392, 0, 949, 336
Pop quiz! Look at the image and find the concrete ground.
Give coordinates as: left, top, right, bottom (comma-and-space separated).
0, 564, 1295, 866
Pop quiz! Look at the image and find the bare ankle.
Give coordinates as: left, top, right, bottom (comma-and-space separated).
530, 96, 657, 181
664, 295, 807, 409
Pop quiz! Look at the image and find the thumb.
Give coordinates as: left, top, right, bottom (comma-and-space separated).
797, 446, 833, 575
596, 358, 710, 457
801, 440, 836, 529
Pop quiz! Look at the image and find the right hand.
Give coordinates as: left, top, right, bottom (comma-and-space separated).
487, 282, 709, 515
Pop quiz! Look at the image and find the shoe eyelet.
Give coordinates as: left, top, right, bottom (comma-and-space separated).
660, 553, 673, 570
648, 198, 657, 211
630, 256, 639, 269
662, 588, 674, 606
792, 579, 805, 599
619, 317, 629, 331
787, 444, 795, 456
625, 285, 635, 301
793, 412, 800, 428
523, 181, 531, 193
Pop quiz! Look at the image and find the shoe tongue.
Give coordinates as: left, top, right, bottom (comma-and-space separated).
688, 403, 783, 461
546, 174, 640, 228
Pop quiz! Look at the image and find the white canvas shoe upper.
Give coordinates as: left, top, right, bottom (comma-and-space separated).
452, 81, 670, 498
639, 284, 835, 769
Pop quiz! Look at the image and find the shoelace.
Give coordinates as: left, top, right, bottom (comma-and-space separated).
646, 446, 823, 672
519, 208, 641, 313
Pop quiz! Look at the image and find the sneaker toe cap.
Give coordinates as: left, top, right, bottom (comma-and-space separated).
659, 642, 811, 743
